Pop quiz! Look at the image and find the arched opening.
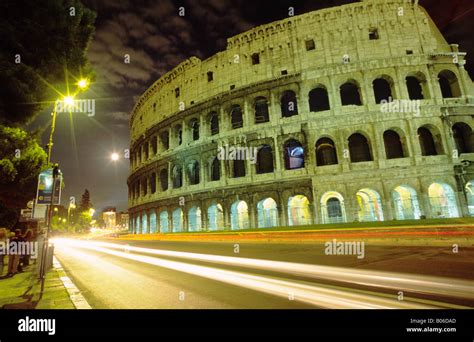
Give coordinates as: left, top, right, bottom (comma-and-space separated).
230, 201, 249, 230
150, 212, 157, 233
438, 70, 461, 98
142, 178, 148, 196
172, 165, 182, 188
308, 87, 330, 112
175, 125, 183, 145
392, 185, 421, 220
230, 104, 243, 129
172, 208, 184, 232
288, 195, 312, 226
284, 139, 305, 170
159, 211, 169, 233
210, 112, 219, 135
159, 131, 169, 151
428, 183, 459, 218
187, 160, 200, 185
160, 169, 168, 191
452, 122, 474, 154
383, 130, 405, 159
406, 74, 428, 100
373, 77, 393, 104
208, 203, 224, 231
151, 136, 157, 156
188, 206, 202, 232
141, 213, 148, 234
143, 143, 149, 161
150, 173, 156, 193
190, 118, 199, 141
254, 97, 269, 123
257, 198, 279, 228
348, 133, 372, 162
233, 159, 246, 178
321, 192, 346, 224
281, 90, 298, 117
256, 145, 274, 174
465, 181, 474, 216
418, 126, 444, 156
340, 80, 362, 106
356, 188, 384, 222
210, 157, 220, 181
315, 137, 338, 166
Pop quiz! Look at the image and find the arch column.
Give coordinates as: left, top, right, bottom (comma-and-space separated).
201, 202, 208, 231
419, 190, 432, 218
456, 188, 470, 217
248, 198, 257, 229
381, 187, 394, 221
311, 187, 320, 224
278, 193, 288, 227
223, 202, 231, 230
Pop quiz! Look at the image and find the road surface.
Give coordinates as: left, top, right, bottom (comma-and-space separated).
53, 238, 474, 309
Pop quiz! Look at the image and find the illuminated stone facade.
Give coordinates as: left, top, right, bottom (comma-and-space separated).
128, 0, 474, 233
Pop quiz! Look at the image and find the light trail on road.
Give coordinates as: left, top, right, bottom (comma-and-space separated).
54, 238, 474, 301
53, 238, 472, 309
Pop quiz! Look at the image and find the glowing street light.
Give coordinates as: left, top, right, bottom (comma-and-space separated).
111, 152, 119, 161
63, 96, 75, 107
77, 78, 89, 90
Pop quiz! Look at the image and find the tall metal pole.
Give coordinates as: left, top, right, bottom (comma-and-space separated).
47, 100, 59, 165
40, 100, 59, 292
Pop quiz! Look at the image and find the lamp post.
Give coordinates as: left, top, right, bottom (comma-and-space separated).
40, 77, 90, 291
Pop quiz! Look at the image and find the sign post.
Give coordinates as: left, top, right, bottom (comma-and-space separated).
37, 165, 62, 292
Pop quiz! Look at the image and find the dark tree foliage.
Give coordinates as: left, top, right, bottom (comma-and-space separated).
0, 126, 47, 211
79, 188, 92, 211
0, 0, 96, 125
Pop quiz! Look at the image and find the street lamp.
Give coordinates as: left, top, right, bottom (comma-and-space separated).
77, 78, 89, 90
111, 152, 119, 161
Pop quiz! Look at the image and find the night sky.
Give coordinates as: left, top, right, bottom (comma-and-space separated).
31, 0, 473, 213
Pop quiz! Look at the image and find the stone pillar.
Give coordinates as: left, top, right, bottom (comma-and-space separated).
248, 198, 257, 229
311, 187, 320, 224
278, 193, 288, 226
419, 189, 432, 218
273, 136, 282, 173
201, 201, 208, 231
182, 204, 188, 232
243, 97, 251, 128
381, 186, 394, 221
427, 65, 443, 104
269, 91, 279, 120
395, 69, 409, 100
455, 190, 469, 218
224, 202, 231, 230
457, 63, 470, 98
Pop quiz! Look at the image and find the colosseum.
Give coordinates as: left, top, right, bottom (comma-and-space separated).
127, 0, 474, 234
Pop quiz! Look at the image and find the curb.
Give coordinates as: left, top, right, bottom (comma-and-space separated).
52, 256, 91, 309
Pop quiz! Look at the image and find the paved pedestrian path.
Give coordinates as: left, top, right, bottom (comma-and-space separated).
0, 259, 75, 309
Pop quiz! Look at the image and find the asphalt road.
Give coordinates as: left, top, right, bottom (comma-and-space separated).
53, 238, 474, 309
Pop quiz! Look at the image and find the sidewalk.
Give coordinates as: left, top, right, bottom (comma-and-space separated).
0, 259, 75, 309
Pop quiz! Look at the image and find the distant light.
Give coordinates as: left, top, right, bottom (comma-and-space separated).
77, 78, 89, 89
111, 153, 119, 161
